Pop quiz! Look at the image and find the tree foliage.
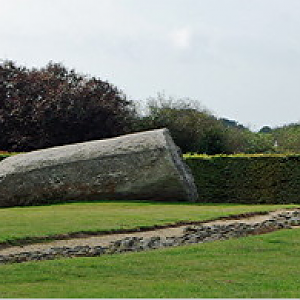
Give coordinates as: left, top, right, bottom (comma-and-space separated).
0, 60, 284, 155
134, 93, 275, 155
134, 94, 231, 154
0, 60, 135, 151
271, 124, 300, 153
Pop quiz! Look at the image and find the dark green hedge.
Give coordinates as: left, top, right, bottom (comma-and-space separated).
185, 154, 300, 204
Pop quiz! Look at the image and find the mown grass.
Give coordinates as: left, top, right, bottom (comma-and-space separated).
0, 228, 300, 298
0, 201, 297, 244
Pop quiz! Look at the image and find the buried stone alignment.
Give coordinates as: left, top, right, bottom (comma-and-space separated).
0, 128, 198, 207
0, 210, 299, 264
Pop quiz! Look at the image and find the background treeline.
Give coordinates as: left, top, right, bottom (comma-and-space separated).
261, 124, 300, 154
0, 60, 298, 154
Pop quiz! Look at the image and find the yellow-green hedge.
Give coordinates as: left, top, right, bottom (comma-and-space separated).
184, 154, 300, 204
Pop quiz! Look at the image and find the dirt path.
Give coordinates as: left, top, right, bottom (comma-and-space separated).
1, 208, 298, 256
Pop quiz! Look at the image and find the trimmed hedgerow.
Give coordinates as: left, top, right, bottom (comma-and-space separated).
184, 154, 300, 204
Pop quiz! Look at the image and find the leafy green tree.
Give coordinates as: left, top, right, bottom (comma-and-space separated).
135, 93, 230, 154
271, 124, 300, 153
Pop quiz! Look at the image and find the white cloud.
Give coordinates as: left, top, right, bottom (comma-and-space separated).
170, 27, 192, 49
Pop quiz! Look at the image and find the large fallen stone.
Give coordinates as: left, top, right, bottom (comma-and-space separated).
0, 128, 198, 207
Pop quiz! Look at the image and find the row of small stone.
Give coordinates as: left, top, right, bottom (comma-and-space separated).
1, 210, 299, 265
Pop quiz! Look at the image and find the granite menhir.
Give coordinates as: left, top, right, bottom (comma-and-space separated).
0, 129, 198, 207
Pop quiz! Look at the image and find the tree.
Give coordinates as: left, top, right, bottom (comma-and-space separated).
271, 123, 300, 153
259, 126, 272, 133
219, 118, 246, 130
0, 60, 136, 151
134, 93, 276, 155
134, 93, 230, 154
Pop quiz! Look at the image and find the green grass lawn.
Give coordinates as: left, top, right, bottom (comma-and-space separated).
0, 201, 297, 244
0, 228, 300, 298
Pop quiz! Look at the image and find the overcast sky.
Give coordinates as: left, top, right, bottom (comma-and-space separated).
1, 0, 300, 130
